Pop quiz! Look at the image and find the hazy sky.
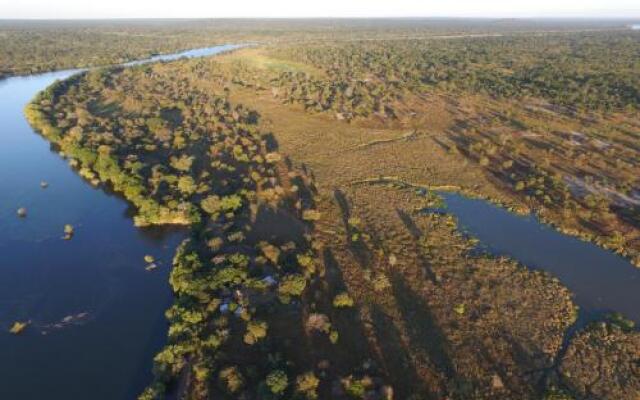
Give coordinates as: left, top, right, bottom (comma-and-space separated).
1, 0, 639, 19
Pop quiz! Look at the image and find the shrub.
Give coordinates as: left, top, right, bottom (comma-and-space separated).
201, 195, 221, 215
278, 274, 307, 303
170, 155, 193, 172
261, 243, 281, 264
297, 253, 316, 275
244, 320, 268, 345
296, 372, 320, 400
344, 380, 366, 398
177, 176, 197, 196
305, 313, 331, 333
302, 209, 321, 221
219, 366, 244, 394
332, 292, 354, 308
266, 370, 289, 395
372, 274, 391, 292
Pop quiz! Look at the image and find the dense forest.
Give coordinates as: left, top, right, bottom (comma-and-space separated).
265, 31, 640, 115
26, 24, 640, 399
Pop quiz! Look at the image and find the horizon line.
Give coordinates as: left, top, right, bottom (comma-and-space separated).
1, 15, 640, 21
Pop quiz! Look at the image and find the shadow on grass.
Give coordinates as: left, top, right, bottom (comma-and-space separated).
391, 273, 455, 388
396, 209, 437, 283
334, 189, 372, 268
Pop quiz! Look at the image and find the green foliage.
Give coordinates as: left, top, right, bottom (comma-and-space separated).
454, 303, 466, 315
278, 274, 307, 303
329, 329, 339, 344
295, 372, 319, 400
201, 194, 244, 217
296, 253, 316, 275
170, 155, 194, 172
332, 292, 354, 308
344, 380, 366, 398
177, 176, 197, 196
244, 320, 268, 345
266, 370, 289, 395
302, 209, 321, 221
219, 366, 244, 394
544, 388, 575, 400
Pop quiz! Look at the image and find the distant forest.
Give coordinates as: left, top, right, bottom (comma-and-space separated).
0, 18, 637, 78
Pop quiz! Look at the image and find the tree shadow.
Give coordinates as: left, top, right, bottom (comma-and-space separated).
333, 189, 372, 267
291, 174, 316, 209
262, 132, 279, 152
391, 273, 455, 382
333, 188, 351, 227
321, 248, 371, 361
396, 209, 437, 283
369, 304, 430, 399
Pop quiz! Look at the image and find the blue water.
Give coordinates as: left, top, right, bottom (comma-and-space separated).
0, 45, 239, 400
439, 192, 640, 324
124, 43, 245, 67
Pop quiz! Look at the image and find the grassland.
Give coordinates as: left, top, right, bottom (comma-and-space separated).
24, 23, 640, 400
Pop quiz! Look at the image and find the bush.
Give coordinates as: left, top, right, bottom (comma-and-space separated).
278, 274, 307, 303
244, 320, 268, 345
219, 366, 244, 394
302, 209, 321, 221
201, 194, 243, 216
296, 372, 320, 400
266, 370, 289, 395
333, 292, 354, 308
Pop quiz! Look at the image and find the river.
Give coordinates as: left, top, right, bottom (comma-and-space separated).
0, 44, 240, 400
438, 192, 640, 326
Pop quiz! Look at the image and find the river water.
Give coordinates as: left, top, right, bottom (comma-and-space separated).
439, 192, 640, 326
0, 44, 240, 400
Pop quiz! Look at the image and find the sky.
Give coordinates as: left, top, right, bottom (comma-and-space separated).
1, 0, 639, 19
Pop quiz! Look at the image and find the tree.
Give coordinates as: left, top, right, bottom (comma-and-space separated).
219, 366, 244, 394
177, 176, 197, 196
266, 370, 289, 395
296, 372, 320, 400
333, 292, 354, 308
170, 155, 194, 172
244, 321, 268, 345
278, 274, 307, 303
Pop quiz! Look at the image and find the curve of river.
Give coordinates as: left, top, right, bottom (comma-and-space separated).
0, 44, 240, 400
437, 192, 640, 326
